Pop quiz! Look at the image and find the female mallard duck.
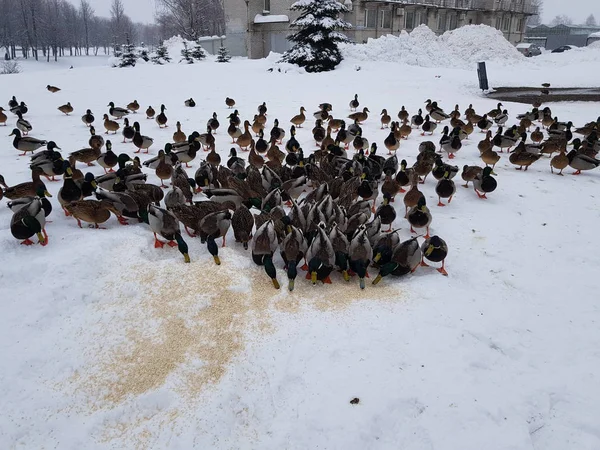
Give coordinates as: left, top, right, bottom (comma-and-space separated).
435, 171, 456, 207
531, 126, 544, 143
269, 118, 285, 143
248, 140, 264, 169
258, 102, 268, 116
290, 107, 306, 128
407, 196, 432, 238
349, 94, 359, 111
3, 167, 49, 200
89, 126, 104, 150
398, 106, 409, 122
81, 109, 94, 127
15, 111, 32, 135
509, 138, 542, 170
281, 221, 307, 291
225, 97, 235, 108
10, 129, 47, 155
10, 195, 49, 246
398, 119, 412, 139
7, 185, 52, 217
567, 149, 600, 175
173, 121, 186, 143
348, 107, 369, 124
185, 98, 196, 108
421, 235, 448, 276
237, 120, 253, 150
127, 100, 140, 113
285, 126, 300, 153
461, 165, 482, 188
64, 200, 113, 229
256, 129, 269, 153
487, 102, 503, 118
375, 193, 396, 232
155, 150, 173, 188
207, 145, 222, 168
395, 159, 413, 193
413, 152, 435, 184
70, 144, 101, 166
312, 119, 325, 145
58, 162, 83, 215
464, 104, 475, 119
306, 222, 335, 285
143, 144, 175, 170
348, 225, 372, 289
381, 172, 400, 202
421, 115, 437, 135
380, 108, 391, 129
156, 104, 168, 128
146, 105, 155, 119
145, 205, 190, 263
108, 102, 129, 119
550, 149, 569, 175
403, 173, 424, 217
481, 145, 500, 169
372, 237, 421, 284
47, 85, 60, 93
232, 204, 254, 250
133, 121, 154, 153
97, 140, 118, 173
478, 130, 493, 154
473, 166, 497, 198
58, 102, 73, 115
0, 106, 7, 126
320, 126, 334, 150
102, 113, 120, 134
251, 220, 280, 289
384, 124, 400, 155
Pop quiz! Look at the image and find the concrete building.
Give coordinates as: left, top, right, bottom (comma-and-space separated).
524, 24, 600, 50
224, 0, 535, 59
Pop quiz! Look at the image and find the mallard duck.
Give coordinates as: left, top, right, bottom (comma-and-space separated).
411, 109, 424, 128
567, 150, 600, 175
381, 171, 400, 202
258, 102, 268, 116
550, 149, 569, 175
102, 114, 120, 134
97, 140, 118, 173
64, 200, 113, 228
156, 104, 168, 128
183, 98, 196, 107
477, 114, 493, 132
348, 225, 372, 289
384, 124, 400, 155
200, 209, 232, 251
47, 85, 60, 93
267, 118, 284, 144
227, 120, 242, 143
285, 126, 300, 154
407, 196, 432, 238
290, 107, 306, 127
251, 220, 280, 289
8, 96, 18, 109
435, 171, 456, 207
107, 101, 129, 119
127, 100, 140, 113
144, 205, 190, 263
7, 185, 52, 218
473, 166, 497, 198
421, 235, 448, 276
225, 97, 235, 108
81, 109, 94, 127
352, 129, 369, 154
349, 94, 359, 111
430, 103, 450, 123
531, 127, 544, 143
206, 146, 222, 168
348, 107, 369, 124
89, 126, 104, 150
478, 130, 493, 154
397, 106, 409, 122
10, 101, 28, 115
15, 111, 32, 135
2, 167, 49, 200
398, 119, 412, 139
440, 128, 461, 159
146, 105, 155, 119
306, 222, 335, 285
232, 204, 254, 250
58, 162, 83, 215
460, 120, 474, 138
413, 153, 435, 184
94, 188, 138, 225
461, 165, 482, 188
509, 139, 542, 170
70, 144, 101, 166
375, 193, 396, 232
0, 106, 7, 126
494, 109, 509, 126
133, 121, 154, 153
172, 121, 186, 143
380, 108, 391, 129
481, 145, 500, 169
57, 102, 73, 115
372, 237, 421, 284
280, 221, 307, 291
403, 173, 424, 217
395, 159, 412, 193
255, 128, 269, 153
421, 115, 437, 135
10, 129, 47, 155
487, 102, 503, 118
30, 146, 64, 182
232, 120, 251, 150
10, 195, 49, 246
155, 150, 173, 188
205, 112, 219, 132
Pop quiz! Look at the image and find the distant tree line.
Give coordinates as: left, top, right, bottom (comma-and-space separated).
155, 0, 226, 40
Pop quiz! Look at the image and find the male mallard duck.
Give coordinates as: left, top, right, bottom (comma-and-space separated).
477, 114, 493, 132
384, 124, 400, 155
473, 166, 497, 199
143, 144, 175, 169
184, 98, 196, 108
550, 149, 569, 175
173, 121, 186, 143
441, 127, 462, 159
121, 117, 134, 143
145, 205, 190, 263
127, 100, 140, 113
352, 129, 369, 154
225, 97, 235, 108
108, 101, 129, 119
348, 107, 369, 124
421, 115, 437, 135
10, 129, 47, 155
290, 107, 306, 127
281, 221, 307, 291
199, 209, 232, 264
398, 106, 409, 122
10, 195, 49, 246
64, 200, 113, 228
232, 204, 254, 250
430, 102, 450, 123
30, 144, 64, 181
411, 109, 424, 128
10, 101, 28, 115
258, 102, 268, 116
251, 220, 280, 289
349, 94, 359, 111
407, 196, 432, 238
432, 157, 458, 181
58, 102, 73, 115
146, 105, 155, 119
207, 112, 219, 132
375, 193, 396, 232
228, 121, 242, 143
0, 106, 7, 126
509, 138, 541, 170
421, 235, 448, 276
306, 222, 335, 285
237, 120, 253, 150
155, 150, 173, 188
348, 225, 372, 289
494, 109, 509, 126
380, 109, 391, 129
97, 140, 118, 173
7, 185, 52, 218
269, 118, 285, 143
47, 85, 60, 93
102, 114, 120, 134
70, 144, 101, 166
133, 121, 154, 153
285, 126, 300, 153
256, 129, 269, 153
567, 149, 600, 175
487, 102, 503, 118
435, 171, 456, 207
81, 109, 94, 127
58, 162, 83, 215
372, 237, 421, 284
89, 126, 104, 150
15, 111, 32, 135
156, 104, 168, 128
395, 159, 413, 193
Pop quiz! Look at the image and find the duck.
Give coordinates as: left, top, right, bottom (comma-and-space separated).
461, 120, 474, 138
10, 101, 28, 115
200, 209, 232, 250
481, 145, 500, 169
232, 204, 254, 250
349, 94, 359, 111
125, 100, 139, 113
10, 195, 49, 246
94, 188, 138, 225
7, 185, 53, 218
64, 200, 113, 229
395, 159, 413, 193
185, 98, 196, 107
380, 109, 391, 129
256, 128, 269, 153
0, 107, 7, 126
30, 145, 64, 182
403, 173, 425, 217
10, 128, 47, 155
206, 145, 222, 168
313, 119, 326, 145
251, 220, 280, 289
478, 130, 493, 153
228, 109, 241, 127
398, 106, 409, 122
290, 107, 306, 127
372, 237, 421, 284
145, 205, 190, 263
411, 109, 424, 128
509, 138, 542, 170
567, 150, 600, 175
464, 104, 475, 119
70, 144, 101, 166
225, 97, 235, 108
227, 120, 242, 143
102, 114, 120, 134
47, 85, 60, 93
421, 235, 448, 276
461, 165, 483, 188
15, 111, 32, 135
81, 109, 94, 127
435, 171, 456, 207
487, 102, 503, 118
375, 193, 396, 232
494, 109, 509, 126
430, 103, 450, 123
306, 222, 335, 285
173, 121, 186, 143
531, 127, 544, 143
107, 101, 129, 119
258, 102, 268, 116
348, 225, 372, 289
155, 150, 173, 188
441, 127, 462, 159
89, 126, 104, 150
207, 112, 220, 133
421, 115, 437, 135
133, 121, 154, 153
281, 221, 307, 291
398, 119, 412, 139
472, 166, 497, 199
550, 149, 569, 175
371, 231, 401, 268
237, 120, 253, 150
58, 102, 74, 115
285, 126, 300, 154
58, 162, 83, 215
146, 105, 155, 119
477, 114, 493, 132
492, 126, 518, 152
97, 140, 118, 173
407, 196, 432, 238
348, 107, 369, 124
2, 167, 49, 200
156, 104, 168, 128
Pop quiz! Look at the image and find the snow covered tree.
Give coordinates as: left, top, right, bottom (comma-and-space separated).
217, 44, 231, 62
138, 43, 150, 62
190, 39, 207, 61
152, 41, 171, 65
585, 14, 597, 26
180, 41, 194, 64
113, 43, 123, 58
280, 0, 352, 73
119, 35, 137, 67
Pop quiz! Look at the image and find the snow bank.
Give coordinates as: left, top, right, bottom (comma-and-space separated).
341, 24, 525, 69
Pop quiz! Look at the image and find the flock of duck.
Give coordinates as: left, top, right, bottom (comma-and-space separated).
1, 85, 599, 291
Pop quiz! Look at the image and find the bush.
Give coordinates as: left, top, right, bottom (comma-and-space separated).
0, 60, 21, 74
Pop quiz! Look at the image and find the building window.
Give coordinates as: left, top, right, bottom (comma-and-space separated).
495, 17, 502, 29
502, 16, 510, 31
405, 11, 415, 29
365, 9, 377, 28
438, 13, 446, 32
380, 10, 391, 29
448, 14, 457, 30
516, 18, 524, 32
264, 0, 270, 13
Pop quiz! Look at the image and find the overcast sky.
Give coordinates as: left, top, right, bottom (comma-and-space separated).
72, 0, 600, 26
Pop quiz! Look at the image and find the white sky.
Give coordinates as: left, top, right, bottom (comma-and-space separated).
70, 0, 600, 26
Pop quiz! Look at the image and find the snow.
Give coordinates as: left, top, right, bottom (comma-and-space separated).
2, 41, 600, 449
254, 14, 290, 24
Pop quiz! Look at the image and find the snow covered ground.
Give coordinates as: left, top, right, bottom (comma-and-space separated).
1, 36, 600, 449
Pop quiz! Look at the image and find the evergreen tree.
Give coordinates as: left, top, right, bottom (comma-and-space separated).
190, 39, 207, 61
138, 43, 150, 62
119, 35, 138, 67
152, 41, 171, 65
180, 41, 194, 64
113, 43, 123, 58
217, 44, 231, 63
280, 0, 351, 73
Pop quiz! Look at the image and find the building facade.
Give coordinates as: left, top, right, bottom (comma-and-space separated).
224, 0, 534, 59
525, 24, 600, 50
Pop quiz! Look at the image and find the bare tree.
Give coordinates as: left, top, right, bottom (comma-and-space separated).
585, 14, 597, 26
110, 0, 126, 43
527, 0, 543, 26
80, 0, 94, 55
156, 0, 225, 40
551, 14, 573, 26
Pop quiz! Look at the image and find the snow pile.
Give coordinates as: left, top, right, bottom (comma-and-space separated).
535, 44, 600, 66
589, 40, 600, 49
341, 24, 525, 68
